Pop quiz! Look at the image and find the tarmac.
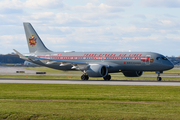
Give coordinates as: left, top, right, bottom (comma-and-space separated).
0, 66, 38, 74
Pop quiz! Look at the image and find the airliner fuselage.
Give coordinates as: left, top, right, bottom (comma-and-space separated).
14, 23, 174, 81
25, 51, 173, 75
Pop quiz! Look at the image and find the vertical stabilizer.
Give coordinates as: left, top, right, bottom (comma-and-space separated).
23, 22, 51, 53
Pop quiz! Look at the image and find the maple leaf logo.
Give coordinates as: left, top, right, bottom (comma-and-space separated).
150, 58, 154, 63
29, 35, 37, 47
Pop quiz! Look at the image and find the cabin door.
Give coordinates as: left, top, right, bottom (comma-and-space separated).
145, 55, 151, 65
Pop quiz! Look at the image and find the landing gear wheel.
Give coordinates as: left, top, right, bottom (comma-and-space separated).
81, 74, 89, 81
85, 75, 89, 80
157, 77, 162, 81
156, 71, 163, 81
103, 75, 111, 81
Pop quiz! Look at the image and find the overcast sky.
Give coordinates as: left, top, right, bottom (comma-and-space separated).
0, 0, 180, 56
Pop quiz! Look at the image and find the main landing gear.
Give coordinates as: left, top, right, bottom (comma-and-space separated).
81, 74, 89, 80
81, 74, 111, 81
103, 75, 111, 81
156, 71, 163, 81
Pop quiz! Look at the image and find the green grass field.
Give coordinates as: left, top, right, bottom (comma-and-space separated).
0, 67, 180, 119
0, 84, 180, 120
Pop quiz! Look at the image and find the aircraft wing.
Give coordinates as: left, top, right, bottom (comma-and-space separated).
13, 49, 89, 70
28, 56, 87, 64
28, 56, 89, 70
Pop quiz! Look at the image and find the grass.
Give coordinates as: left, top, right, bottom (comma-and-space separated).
1, 84, 180, 102
0, 84, 180, 119
1, 101, 180, 120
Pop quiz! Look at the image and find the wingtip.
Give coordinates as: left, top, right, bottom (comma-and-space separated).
13, 49, 18, 53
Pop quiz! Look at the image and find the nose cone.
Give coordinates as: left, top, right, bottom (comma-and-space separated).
170, 62, 174, 69
166, 61, 174, 70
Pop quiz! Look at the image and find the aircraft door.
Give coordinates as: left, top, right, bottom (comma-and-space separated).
101, 55, 104, 62
145, 55, 151, 65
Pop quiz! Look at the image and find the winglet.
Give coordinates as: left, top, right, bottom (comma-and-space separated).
13, 49, 28, 60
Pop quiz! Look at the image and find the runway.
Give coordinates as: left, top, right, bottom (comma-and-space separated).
1, 79, 180, 86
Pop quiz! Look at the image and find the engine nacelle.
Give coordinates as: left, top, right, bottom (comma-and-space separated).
122, 71, 143, 77
86, 64, 108, 77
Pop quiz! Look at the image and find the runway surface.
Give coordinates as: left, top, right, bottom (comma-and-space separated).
1, 79, 180, 86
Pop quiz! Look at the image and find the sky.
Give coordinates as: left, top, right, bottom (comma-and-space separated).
0, 0, 180, 56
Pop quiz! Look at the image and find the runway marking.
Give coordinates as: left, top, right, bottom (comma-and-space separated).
0, 99, 180, 105
1, 79, 180, 86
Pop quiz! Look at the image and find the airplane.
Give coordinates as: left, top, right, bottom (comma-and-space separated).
14, 22, 174, 81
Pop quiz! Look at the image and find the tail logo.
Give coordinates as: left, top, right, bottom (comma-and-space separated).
29, 35, 37, 48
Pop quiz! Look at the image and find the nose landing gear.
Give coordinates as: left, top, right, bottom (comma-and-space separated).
156, 71, 163, 81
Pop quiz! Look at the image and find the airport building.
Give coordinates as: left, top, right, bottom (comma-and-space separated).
168, 56, 180, 65
0, 54, 25, 65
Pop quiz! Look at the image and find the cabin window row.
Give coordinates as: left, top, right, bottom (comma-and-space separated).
40, 56, 141, 60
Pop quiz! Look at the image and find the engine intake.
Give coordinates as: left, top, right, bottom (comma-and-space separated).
86, 64, 108, 77
123, 71, 143, 77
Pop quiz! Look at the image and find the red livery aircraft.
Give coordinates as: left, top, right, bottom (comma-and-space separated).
14, 23, 174, 81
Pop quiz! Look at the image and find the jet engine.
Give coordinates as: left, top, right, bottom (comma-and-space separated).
86, 64, 108, 77
122, 71, 143, 77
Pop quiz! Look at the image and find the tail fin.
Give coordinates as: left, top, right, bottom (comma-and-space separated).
23, 22, 52, 53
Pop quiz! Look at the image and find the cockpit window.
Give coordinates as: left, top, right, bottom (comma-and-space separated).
156, 57, 168, 60
156, 57, 161, 60
161, 57, 168, 60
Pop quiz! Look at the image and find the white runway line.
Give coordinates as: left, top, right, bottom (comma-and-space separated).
1, 79, 180, 86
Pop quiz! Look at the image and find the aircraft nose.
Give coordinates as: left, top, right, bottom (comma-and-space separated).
166, 61, 174, 70
170, 62, 174, 69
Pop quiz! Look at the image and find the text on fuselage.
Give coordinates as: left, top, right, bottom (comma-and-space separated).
84, 54, 142, 57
